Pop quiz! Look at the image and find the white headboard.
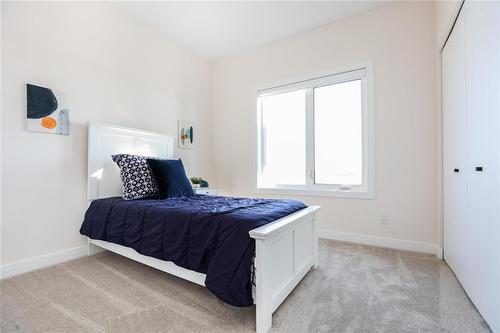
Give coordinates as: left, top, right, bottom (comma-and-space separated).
87, 122, 175, 201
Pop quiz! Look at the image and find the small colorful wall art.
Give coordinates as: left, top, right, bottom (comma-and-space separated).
178, 120, 195, 149
26, 83, 69, 135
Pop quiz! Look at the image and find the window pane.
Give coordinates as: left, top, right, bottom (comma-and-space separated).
259, 90, 306, 186
314, 80, 362, 185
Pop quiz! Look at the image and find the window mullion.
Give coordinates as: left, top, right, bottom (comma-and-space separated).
305, 88, 315, 186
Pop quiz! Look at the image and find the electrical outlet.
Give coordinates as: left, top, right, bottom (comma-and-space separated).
378, 213, 389, 225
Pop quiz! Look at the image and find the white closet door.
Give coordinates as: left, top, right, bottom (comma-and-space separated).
489, 2, 500, 330
468, 2, 500, 331
442, 9, 468, 289
444, 2, 500, 331
464, 0, 491, 313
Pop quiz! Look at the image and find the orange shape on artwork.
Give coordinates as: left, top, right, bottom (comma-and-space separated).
41, 117, 57, 129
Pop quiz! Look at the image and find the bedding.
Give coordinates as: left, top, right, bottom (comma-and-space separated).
80, 195, 306, 307
146, 158, 194, 198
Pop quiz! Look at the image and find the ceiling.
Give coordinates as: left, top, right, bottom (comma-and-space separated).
115, 1, 388, 61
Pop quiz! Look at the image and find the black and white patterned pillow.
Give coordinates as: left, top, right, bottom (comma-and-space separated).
112, 154, 159, 200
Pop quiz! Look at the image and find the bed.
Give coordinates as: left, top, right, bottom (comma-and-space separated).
84, 123, 320, 333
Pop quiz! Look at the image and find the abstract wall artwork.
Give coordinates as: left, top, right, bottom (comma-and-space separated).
178, 120, 195, 149
27, 83, 69, 135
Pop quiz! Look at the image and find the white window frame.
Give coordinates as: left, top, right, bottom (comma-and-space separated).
256, 65, 375, 199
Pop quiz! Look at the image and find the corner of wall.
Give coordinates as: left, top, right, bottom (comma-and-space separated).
208, 60, 218, 189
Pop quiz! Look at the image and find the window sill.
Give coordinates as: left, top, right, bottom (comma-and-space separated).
255, 187, 374, 199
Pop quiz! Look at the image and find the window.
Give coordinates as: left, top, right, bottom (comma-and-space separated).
257, 67, 373, 198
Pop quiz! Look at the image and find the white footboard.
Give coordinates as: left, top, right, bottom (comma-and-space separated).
250, 206, 320, 333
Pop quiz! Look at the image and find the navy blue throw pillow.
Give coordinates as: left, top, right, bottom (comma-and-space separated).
146, 159, 194, 198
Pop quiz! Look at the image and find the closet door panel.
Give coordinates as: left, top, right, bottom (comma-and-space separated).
464, 0, 491, 313
442, 10, 468, 288
484, 2, 500, 331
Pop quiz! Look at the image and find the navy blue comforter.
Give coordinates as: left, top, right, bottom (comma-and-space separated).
80, 195, 306, 306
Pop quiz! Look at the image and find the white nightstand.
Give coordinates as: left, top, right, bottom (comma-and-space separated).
194, 187, 218, 195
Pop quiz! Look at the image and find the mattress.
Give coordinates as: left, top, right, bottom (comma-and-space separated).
80, 195, 306, 307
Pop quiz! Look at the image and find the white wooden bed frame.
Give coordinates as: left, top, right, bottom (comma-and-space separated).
86, 123, 320, 333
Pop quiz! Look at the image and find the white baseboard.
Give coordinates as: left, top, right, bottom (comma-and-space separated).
319, 229, 441, 258
0, 232, 442, 280
0, 245, 88, 279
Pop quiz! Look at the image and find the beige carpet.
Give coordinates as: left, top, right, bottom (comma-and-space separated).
0, 240, 491, 333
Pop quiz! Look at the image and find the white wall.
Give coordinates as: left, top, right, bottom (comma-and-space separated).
1, 0, 444, 276
212, 2, 439, 253
1, 2, 213, 270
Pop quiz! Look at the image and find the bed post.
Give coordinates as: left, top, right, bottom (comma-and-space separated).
255, 238, 272, 333
312, 212, 319, 269
87, 238, 104, 256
